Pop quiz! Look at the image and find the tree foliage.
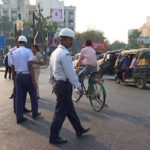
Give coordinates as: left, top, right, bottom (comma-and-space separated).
0, 16, 13, 37
128, 29, 141, 49
75, 29, 106, 42
110, 40, 127, 50
24, 16, 57, 43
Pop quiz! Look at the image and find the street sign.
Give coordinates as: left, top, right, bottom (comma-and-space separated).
0, 36, 5, 51
82, 41, 107, 50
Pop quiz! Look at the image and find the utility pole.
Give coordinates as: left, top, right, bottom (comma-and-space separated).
34, 2, 43, 43
37, 2, 43, 30
32, 12, 35, 36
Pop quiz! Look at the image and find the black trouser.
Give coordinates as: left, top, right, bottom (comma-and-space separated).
13, 79, 27, 113
4, 66, 11, 78
126, 68, 133, 78
15, 74, 38, 121
50, 80, 83, 140
98, 64, 113, 77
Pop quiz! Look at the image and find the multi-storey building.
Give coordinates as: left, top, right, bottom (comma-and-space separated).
139, 16, 150, 37
0, 0, 35, 24
36, 0, 76, 31
0, 0, 76, 31
64, 6, 76, 31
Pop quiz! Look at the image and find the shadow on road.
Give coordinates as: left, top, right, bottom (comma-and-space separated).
54, 135, 111, 150
23, 98, 111, 150
21, 116, 110, 150
123, 84, 150, 90
103, 109, 150, 128
37, 98, 109, 122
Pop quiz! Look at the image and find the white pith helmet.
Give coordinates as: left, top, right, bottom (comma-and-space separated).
59, 28, 75, 38
18, 35, 27, 43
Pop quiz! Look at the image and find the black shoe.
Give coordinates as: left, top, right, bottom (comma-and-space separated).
76, 128, 90, 137
9, 94, 13, 99
49, 137, 68, 144
32, 112, 41, 118
4, 75, 6, 79
23, 108, 31, 113
17, 117, 27, 124
37, 96, 40, 99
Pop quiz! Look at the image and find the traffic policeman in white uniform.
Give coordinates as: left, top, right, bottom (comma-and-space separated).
49, 28, 89, 144
12, 36, 41, 124
8, 37, 31, 113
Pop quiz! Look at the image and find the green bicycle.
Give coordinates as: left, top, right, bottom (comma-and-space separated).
72, 72, 106, 112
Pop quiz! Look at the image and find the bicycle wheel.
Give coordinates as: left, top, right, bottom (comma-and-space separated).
72, 87, 81, 102
89, 81, 106, 112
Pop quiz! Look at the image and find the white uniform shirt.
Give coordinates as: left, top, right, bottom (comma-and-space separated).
12, 46, 33, 72
49, 45, 81, 90
8, 46, 17, 66
33, 52, 44, 69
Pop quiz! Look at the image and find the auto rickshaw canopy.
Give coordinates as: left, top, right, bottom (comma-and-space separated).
120, 49, 150, 66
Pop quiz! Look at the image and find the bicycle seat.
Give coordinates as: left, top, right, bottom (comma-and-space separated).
88, 72, 97, 76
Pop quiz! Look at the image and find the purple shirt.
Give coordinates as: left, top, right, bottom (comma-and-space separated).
129, 58, 136, 68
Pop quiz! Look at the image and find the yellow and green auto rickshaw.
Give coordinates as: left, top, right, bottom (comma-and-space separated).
115, 48, 150, 89
97, 50, 122, 76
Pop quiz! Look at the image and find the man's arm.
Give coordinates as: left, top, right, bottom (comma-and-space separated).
28, 61, 37, 89
33, 53, 44, 65
76, 50, 84, 67
49, 61, 55, 85
12, 65, 16, 81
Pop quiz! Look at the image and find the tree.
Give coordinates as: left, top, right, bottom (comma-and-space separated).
110, 40, 127, 50
128, 29, 141, 49
75, 29, 106, 42
0, 16, 12, 37
23, 16, 57, 43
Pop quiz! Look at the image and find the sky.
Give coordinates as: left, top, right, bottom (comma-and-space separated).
30, 0, 150, 43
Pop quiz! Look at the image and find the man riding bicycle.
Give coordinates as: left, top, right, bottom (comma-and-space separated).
76, 40, 97, 86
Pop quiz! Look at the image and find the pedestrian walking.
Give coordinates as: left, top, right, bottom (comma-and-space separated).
8, 37, 19, 99
12, 35, 41, 124
3, 53, 11, 79
9, 37, 30, 113
49, 28, 89, 144
32, 45, 44, 99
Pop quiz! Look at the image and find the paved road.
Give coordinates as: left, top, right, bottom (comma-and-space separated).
0, 68, 150, 150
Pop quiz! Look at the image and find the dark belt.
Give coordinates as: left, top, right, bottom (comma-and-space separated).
16, 71, 30, 74
54, 78, 69, 83
54, 78, 68, 82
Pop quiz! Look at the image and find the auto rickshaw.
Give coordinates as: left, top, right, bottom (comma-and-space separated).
115, 48, 150, 89
97, 50, 122, 76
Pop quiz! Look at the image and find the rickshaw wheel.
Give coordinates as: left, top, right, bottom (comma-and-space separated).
136, 78, 146, 89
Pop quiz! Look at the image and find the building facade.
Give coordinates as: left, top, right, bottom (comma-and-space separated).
64, 6, 76, 31
0, 0, 35, 24
0, 0, 76, 31
139, 16, 150, 37
36, 0, 76, 31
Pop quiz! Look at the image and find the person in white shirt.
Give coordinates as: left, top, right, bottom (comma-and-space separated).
8, 37, 30, 113
8, 38, 19, 99
49, 28, 89, 144
3, 52, 11, 79
32, 45, 44, 99
12, 35, 41, 124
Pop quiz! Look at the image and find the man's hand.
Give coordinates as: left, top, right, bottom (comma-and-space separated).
52, 83, 56, 94
79, 89, 84, 97
32, 80, 37, 89
75, 64, 78, 69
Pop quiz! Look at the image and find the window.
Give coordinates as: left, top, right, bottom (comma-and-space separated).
3, 10, 8, 15
11, 10, 17, 15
